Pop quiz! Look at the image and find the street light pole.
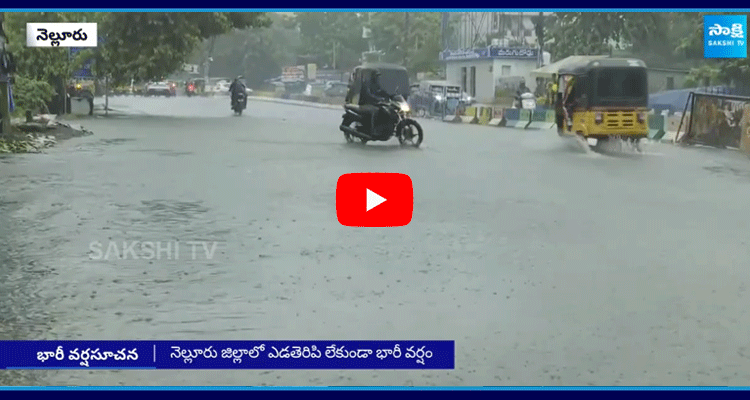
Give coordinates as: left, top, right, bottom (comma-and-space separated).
0, 12, 10, 134
404, 12, 410, 67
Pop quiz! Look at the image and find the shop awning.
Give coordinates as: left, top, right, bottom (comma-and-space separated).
530, 55, 610, 79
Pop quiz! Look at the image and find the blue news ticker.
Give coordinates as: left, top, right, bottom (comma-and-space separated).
0, 341, 454, 370
1, 387, 750, 400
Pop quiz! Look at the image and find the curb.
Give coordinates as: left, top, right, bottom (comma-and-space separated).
248, 96, 341, 110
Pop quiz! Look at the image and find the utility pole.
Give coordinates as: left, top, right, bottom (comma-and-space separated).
403, 12, 410, 67
204, 36, 216, 93
534, 12, 545, 68
441, 12, 449, 50
0, 12, 10, 134
332, 41, 337, 70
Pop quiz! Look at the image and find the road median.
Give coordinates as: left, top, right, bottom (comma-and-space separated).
248, 94, 343, 110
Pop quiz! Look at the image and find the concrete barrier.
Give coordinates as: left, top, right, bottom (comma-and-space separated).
460, 106, 478, 124
547, 110, 558, 127
443, 107, 462, 122
527, 109, 553, 129
488, 107, 505, 126
503, 108, 520, 128
647, 111, 666, 140
665, 111, 690, 142
516, 109, 532, 128
477, 105, 493, 125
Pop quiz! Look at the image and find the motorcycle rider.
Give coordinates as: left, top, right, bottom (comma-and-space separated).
359, 70, 389, 134
515, 79, 531, 108
229, 76, 247, 109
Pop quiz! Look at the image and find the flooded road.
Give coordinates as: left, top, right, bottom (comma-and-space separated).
2, 96, 750, 386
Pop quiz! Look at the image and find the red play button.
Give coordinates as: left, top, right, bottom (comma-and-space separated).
336, 173, 413, 227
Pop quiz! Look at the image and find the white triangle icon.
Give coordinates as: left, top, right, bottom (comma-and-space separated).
366, 188, 386, 212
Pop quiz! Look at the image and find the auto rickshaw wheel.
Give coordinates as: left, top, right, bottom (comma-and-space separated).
627, 137, 644, 152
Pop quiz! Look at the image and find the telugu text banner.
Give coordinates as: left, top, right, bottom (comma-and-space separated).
0, 341, 454, 370
26, 23, 98, 48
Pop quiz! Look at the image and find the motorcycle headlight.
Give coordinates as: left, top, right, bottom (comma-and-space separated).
400, 102, 411, 112
434, 95, 444, 101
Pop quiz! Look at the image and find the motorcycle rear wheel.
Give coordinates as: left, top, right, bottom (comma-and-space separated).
341, 119, 368, 144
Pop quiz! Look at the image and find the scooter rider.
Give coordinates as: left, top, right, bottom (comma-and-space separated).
229, 76, 247, 108
359, 70, 390, 134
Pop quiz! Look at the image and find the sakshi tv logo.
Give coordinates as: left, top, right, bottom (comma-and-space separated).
704, 15, 746, 58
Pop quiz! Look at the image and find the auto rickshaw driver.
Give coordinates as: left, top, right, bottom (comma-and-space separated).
562, 76, 576, 129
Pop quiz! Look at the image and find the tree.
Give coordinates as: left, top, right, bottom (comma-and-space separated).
368, 12, 442, 73
547, 13, 667, 59
5, 12, 269, 86
4, 12, 94, 82
94, 12, 270, 84
205, 13, 300, 87
296, 12, 366, 69
675, 12, 750, 86
4, 12, 95, 115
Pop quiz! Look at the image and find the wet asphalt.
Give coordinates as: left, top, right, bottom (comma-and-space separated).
1, 95, 750, 386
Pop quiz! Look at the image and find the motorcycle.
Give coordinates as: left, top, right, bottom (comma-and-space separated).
514, 92, 537, 110
232, 91, 247, 116
186, 83, 196, 97
339, 94, 423, 147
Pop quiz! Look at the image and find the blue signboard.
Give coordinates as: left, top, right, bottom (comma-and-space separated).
70, 47, 94, 78
69, 35, 103, 78
440, 46, 538, 61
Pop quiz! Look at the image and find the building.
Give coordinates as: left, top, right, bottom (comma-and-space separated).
441, 48, 550, 102
441, 12, 554, 102
647, 68, 690, 93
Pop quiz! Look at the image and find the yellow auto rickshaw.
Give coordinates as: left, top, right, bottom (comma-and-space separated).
555, 58, 649, 147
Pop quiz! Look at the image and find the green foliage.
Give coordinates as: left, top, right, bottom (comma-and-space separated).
548, 13, 630, 58
95, 13, 202, 83
12, 75, 57, 114
675, 12, 750, 85
296, 12, 366, 69
547, 12, 750, 86
92, 12, 269, 85
684, 65, 720, 87
369, 12, 443, 74
4, 12, 94, 81
4, 12, 268, 86
295, 12, 442, 74
206, 14, 300, 88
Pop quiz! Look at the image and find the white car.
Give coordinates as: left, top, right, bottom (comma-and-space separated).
145, 81, 175, 97
215, 81, 231, 94
461, 92, 474, 104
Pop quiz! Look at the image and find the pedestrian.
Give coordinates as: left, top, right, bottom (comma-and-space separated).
548, 74, 558, 106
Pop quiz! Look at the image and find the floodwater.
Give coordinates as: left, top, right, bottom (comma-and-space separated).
1, 96, 750, 386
